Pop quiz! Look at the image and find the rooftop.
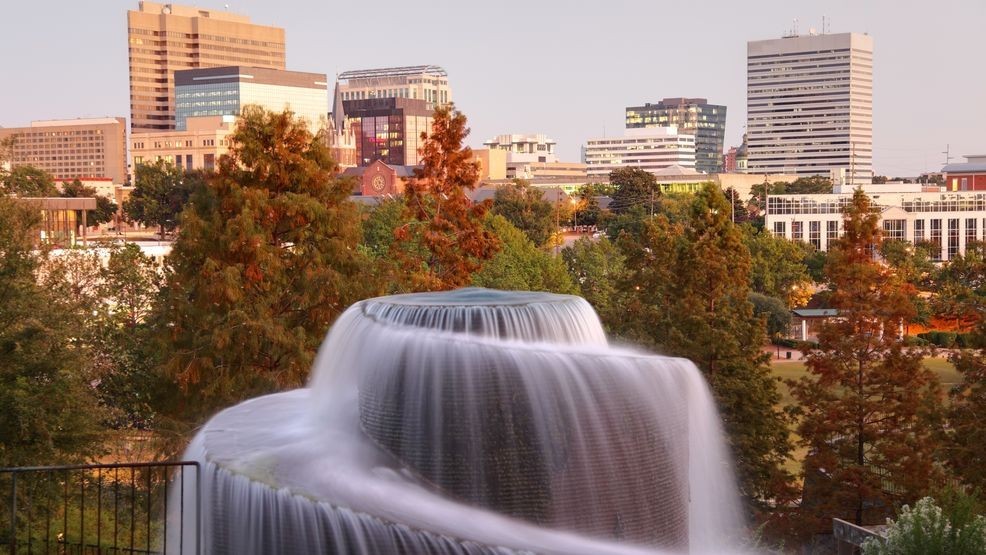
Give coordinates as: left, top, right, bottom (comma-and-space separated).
338, 65, 447, 80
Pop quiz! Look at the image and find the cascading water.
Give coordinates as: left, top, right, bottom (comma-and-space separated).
176, 288, 746, 554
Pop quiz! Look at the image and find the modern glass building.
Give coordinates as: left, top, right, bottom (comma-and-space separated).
625, 98, 726, 174
174, 66, 329, 132
343, 98, 433, 167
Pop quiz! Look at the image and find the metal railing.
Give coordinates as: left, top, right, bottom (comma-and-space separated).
1, 461, 200, 555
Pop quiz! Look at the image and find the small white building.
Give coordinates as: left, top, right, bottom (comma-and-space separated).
766, 189, 986, 261
483, 134, 558, 166
582, 127, 696, 179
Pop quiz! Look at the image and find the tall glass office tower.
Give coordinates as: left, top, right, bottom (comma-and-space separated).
626, 98, 726, 174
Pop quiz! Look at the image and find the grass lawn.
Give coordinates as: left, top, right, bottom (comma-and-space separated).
771, 356, 959, 476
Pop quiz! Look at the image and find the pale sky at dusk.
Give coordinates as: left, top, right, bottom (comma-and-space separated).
0, 0, 982, 177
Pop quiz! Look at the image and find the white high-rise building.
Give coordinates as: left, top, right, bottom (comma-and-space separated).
582, 127, 696, 179
747, 32, 873, 184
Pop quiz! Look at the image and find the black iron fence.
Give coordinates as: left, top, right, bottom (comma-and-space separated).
1, 461, 200, 555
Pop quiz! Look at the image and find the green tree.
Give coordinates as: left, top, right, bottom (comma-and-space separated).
750, 292, 792, 337
395, 105, 499, 291
930, 244, 986, 331
124, 160, 200, 239
789, 190, 942, 533
945, 345, 986, 492
611, 183, 795, 517
60, 178, 118, 227
575, 184, 602, 227
471, 215, 577, 294
158, 106, 373, 425
1, 165, 58, 197
491, 181, 556, 248
562, 236, 626, 327
742, 224, 813, 306
0, 197, 105, 466
609, 167, 659, 214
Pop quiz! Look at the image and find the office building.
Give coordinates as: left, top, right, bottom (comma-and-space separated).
175, 66, 329, 131
343, 97, 433, 167
765, 189, 986, 262
131, 114, 236, 171
483, 134, 558, 164
582, 127, 696, 179
747, 32, 873, 184
0, 118, 128, 184
626, 98, 726, 174
127, 1, 285, 131
336, 66, 451, 111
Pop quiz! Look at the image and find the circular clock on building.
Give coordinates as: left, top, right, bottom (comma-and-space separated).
371, 175, 386, 193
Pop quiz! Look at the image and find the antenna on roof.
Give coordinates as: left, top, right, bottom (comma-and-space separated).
793, 18, 799, 36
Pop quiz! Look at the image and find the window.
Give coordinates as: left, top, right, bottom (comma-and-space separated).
809, 221, 821, 250
826, 220, 839, 246
966, 218, 978, 247
949, 219, 960, 259
883, 219, 905, 242
773, 221, 786, 237
914, 219, 925, 243
930, 219, 942, 261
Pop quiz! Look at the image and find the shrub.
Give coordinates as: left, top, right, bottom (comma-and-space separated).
861, 496, 986, 555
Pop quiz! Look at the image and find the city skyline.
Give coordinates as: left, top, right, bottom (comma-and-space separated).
0, 0, 983, 177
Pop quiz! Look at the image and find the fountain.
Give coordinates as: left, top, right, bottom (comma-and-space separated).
177, 288, 745, 554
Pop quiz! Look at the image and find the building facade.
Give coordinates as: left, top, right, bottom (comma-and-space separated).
175, 66, 329, 131
765, 190, 986, 262
0, 118, 128, 184
336, 66, 450, 111
483, 134, 558, 164
942, 155, 986, 192
582, 127, 696, 179
131, 114, 236, 171
747, 32, 873, 184
343, 98, 433, 167
625, 98, 726, 174
127, 1, 285, 132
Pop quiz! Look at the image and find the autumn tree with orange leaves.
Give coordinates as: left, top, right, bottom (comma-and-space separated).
157, 106, 374, 426
789, 189, 942, 536
394, 105, 499, 291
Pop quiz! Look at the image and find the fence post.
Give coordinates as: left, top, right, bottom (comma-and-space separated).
8, 472, 16, 555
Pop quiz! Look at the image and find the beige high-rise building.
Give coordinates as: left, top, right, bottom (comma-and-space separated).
127, 1, 286, 132
131, 114, 236, 172
0, 118, 128, 184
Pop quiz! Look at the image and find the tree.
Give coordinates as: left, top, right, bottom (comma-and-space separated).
609, 183, 795, 518
1, 165, 58, 197
124, 160, 200, 238
491, 181, 556, 248
575, 184, 602, 227
609, 167, 659, 214
157, 106, 374, 425
750, 292, 792, 337
789, 190, 942, 533
60, 178, 118, 227
395, 105, 499, 291
786, 175, 833, 194
0, 197, 105, 466
945, 345, 986, 492
742, 224, 814, 306
930, 244, 986, 331
471, 215, 577, 294
562, 236, 626, 327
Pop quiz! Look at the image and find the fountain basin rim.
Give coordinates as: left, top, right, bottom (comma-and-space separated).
361, 287, 588, 308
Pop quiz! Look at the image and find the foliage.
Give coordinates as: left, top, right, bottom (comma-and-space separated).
562, 236, 626, 327
395, 105, 499, 291
750, 292, 792, 337
944, 333, 986, 490
1, 165, 58, 197
157, 106, 374, 426
0, 197, 105, 466
741, 224, 813, 306
491, 181, 556, 248
607, 183, 795, 517
60, 178, 118, 227
471, 215, 577, 294
124, 160, 202, 238
608, 167, 659, 214
574, 184, 602, 227
862, 495, 986, 555
929, 244, 986, 331
789, 190, 942, 533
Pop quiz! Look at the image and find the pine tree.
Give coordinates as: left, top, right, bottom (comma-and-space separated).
157, 106, 374, 425
611, 183, 795, 518
789, 190, 941, 533
395, 105, 498, 291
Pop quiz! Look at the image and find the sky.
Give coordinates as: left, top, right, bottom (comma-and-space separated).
0, 0, 983, 177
